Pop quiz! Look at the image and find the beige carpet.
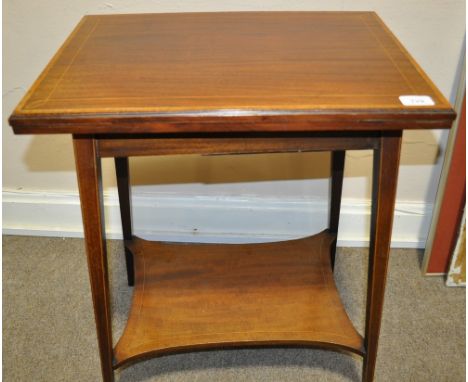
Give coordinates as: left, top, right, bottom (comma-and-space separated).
3, 235, 465, 381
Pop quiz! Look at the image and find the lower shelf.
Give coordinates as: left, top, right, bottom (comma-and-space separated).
113, 230, 364, 368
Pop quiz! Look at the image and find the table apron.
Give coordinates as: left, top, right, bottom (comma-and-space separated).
95, 133, 381, 158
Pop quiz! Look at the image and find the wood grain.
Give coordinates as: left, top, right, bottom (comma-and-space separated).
97, 133, 379, 157
9, 12, 454, 134
73, 137, 114, 382
363, 132, 402, 382
113, 230, 364, 367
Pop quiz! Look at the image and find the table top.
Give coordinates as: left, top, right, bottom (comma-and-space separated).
9, 12, 455, 135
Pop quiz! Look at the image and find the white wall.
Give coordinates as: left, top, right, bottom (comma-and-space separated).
3, 1, 465, 246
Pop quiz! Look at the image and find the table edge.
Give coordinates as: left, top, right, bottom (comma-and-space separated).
9, 108, 456, 135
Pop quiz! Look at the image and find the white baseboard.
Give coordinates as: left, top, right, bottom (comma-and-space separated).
2, 190, 432, 248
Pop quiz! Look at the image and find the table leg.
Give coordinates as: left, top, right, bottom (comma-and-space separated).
115, 157, 134, 286
74, 136, 114, 382
363, 131, 402, 382
329, 150, 345, 269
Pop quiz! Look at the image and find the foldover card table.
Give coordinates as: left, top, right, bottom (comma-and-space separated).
9, 12, 455, 382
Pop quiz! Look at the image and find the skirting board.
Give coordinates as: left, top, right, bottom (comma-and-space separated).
3, 190, 432, 248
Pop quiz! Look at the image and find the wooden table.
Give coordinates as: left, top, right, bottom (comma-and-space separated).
9, 12, 454, 382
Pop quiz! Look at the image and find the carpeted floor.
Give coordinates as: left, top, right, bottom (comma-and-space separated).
3, 235, 465, 381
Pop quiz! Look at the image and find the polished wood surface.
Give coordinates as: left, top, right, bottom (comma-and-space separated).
73, 137, 114, 382
10, 12, 454, 134
97, 133, 379, 157
114, 230, 364, 367
363, 132, 402, 381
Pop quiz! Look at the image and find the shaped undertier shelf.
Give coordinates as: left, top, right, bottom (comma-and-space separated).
113, 230, 364, 367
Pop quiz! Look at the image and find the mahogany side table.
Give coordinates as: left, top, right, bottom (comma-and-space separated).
9, 12, 455, 382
